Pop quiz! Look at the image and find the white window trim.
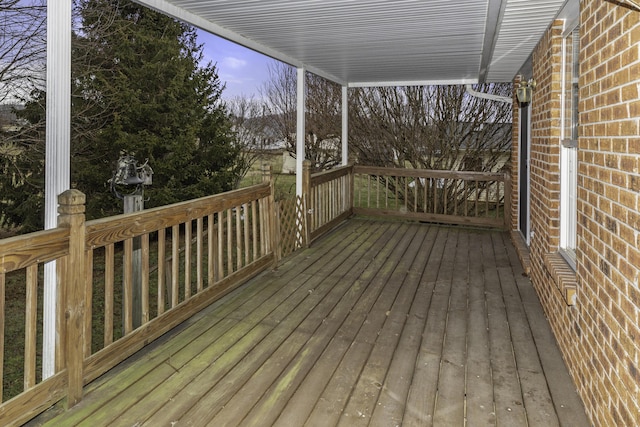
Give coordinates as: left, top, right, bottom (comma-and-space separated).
559, 21, 579, 270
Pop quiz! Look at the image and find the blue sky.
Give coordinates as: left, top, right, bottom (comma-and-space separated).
197, 30, 274, 101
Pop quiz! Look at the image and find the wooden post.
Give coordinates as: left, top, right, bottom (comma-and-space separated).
302, 160, 311, 246
123, 194, 143, 329
262, 164, 279, 264
504, 172, 512, 231
348, 163, 355, 214
58, 189, 86, 408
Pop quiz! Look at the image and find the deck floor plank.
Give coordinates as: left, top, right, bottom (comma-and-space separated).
500, 233, 591, 427
204, 223, 403, 426
402, 226, 457, 426
260, 222, 420, 426
239, 223, 412, 427
275, 225, 419, 426
367, 225, 439, 426
29, 218, 589, 427
433, 229, 469, 426
336, 225, 432, 426
142, 221, 394, 425
483, 232, 528, 426
492, 233, 560, 427
464, 229, 496, 427
171, 220, 398, 425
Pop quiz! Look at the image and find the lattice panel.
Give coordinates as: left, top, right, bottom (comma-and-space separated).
277, 196, 307, 259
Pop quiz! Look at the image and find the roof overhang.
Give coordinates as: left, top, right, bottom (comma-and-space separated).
134, 0, 569, 86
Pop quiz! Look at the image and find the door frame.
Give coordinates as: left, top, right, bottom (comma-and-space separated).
518, 102, 531, 245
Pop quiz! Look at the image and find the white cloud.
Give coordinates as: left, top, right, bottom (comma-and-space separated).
222, 57, 248, 70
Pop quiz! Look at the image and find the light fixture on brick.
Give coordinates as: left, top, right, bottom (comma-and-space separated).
608, 0, 640, 10
516, 79, 536, 104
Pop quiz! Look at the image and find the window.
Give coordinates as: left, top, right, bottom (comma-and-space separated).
560, 24, 579, 269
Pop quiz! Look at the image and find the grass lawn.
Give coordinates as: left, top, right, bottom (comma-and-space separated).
240, 151, 296, 200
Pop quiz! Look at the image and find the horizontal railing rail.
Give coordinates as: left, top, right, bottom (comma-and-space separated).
0, 181, 276, 426
353, 165, 511, 229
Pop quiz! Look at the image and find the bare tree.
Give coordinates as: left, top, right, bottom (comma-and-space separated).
0, 0, 47, 104
349, 84, 512, 214
226, 95, 270, 188
350, 84, 512, 170
261, 61, 342, 171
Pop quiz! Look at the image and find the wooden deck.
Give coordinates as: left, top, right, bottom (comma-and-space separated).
28, 218, 588, 426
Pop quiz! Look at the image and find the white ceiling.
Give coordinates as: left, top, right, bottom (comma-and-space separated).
137, 0, 568, 86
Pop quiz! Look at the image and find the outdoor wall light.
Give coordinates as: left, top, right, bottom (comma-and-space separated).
516, 79, 536, 104
110, 155, 153, 199
609, 0, 640, 11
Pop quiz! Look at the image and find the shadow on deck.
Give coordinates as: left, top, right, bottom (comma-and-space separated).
29, 218, 588, 426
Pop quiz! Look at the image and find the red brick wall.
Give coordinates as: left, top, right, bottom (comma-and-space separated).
519, 1, 640, 425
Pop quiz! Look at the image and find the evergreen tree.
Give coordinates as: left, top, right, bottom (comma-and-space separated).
0, 0, 240, 231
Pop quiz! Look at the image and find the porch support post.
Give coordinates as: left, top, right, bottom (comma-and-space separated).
342, 85, 348, 166
43, 0, 72, 379
58, 190, 86, 408
296, 67, 306, 197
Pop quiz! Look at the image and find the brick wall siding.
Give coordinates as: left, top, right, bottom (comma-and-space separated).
518, 1, 640, 425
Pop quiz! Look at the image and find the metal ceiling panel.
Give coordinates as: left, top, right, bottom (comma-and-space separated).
486, 0, 567, 82
135, 0, 568, 85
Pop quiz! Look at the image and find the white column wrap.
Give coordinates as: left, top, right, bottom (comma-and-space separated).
296, 67, 305, 197
342, 86, 348, 165
43, 0, 72, 379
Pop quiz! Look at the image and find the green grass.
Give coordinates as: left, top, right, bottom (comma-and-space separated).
240, 151, 296, 200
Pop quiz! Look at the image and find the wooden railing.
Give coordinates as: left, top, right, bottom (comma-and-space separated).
353, 165, 511, 229
0, 162, 511, 425
304, 161, 354, 241
0, 182, 276, 425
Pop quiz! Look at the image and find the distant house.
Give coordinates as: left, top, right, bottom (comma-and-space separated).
0, 104, 26, 133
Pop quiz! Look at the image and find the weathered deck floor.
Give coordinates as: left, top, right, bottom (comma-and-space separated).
30, 218, 589, 426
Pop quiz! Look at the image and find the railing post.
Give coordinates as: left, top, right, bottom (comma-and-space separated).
302, 160, 311, 245
504, 172, 512, 231
58, 189, 86, 408
262, 164, 279, 264
348, 163, 355, 213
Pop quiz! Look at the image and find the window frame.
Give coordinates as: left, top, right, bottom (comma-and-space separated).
559, 21, 580, 270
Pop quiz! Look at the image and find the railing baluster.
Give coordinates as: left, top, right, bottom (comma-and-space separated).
236, 206, 242, 271
207, 214, 218, 287
171, 224, 179, 308
24, 264, 38, 390
185, 221, 191, 299
244, 203, 250, 265
414, 176, 418, 213
464, 180, 468, 216
453, 179, 458, 216
197, 218, 203, 292
485, 183, 489, 217
252, 201, 258, 262
123, 237, 133, 334
141, 234, 149, 324
84, 251, 93, 357
207, 214, 214, 286
218, 211, 225, 278
156, 231, 165, 316
227, 208, 233, 273
105, 243, 115, 344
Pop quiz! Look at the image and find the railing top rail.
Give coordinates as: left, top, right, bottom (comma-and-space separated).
0, 228, 69, 273
85, 182, 270, 249
353, 165, 505, 181
310, 164, 353, 186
